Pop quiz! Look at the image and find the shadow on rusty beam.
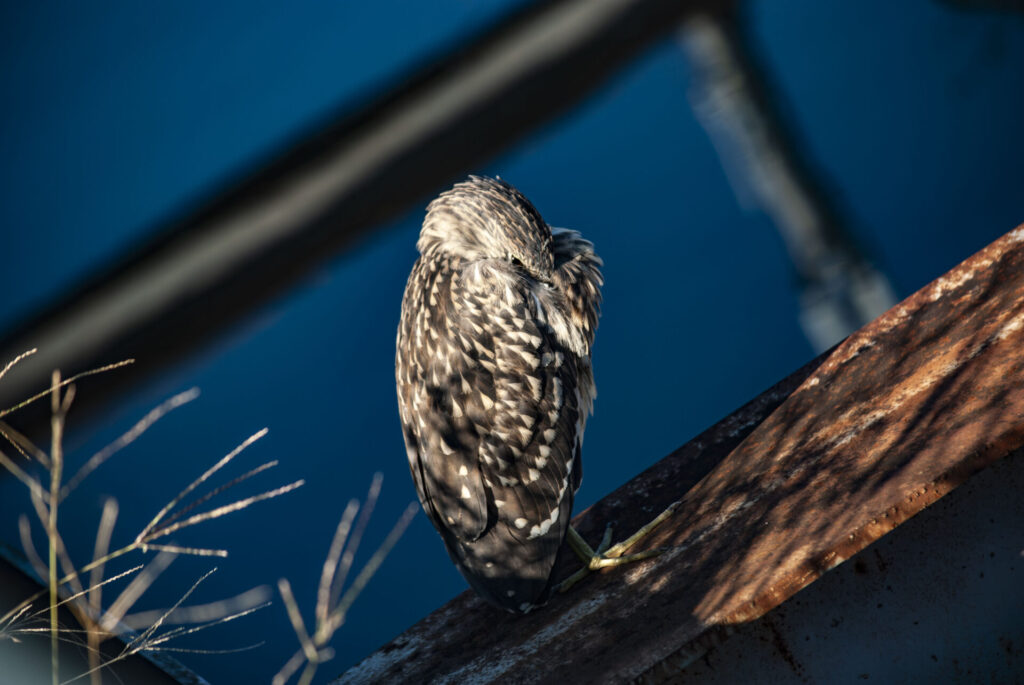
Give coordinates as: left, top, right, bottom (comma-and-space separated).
339, 224, 1024, 683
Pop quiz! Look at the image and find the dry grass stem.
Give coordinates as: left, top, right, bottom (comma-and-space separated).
124, 586, 270, 628
100, 552, 177, 633
157, 459, 281, 530
141, 479, 304, 545
140, 600, 269, 649
142, 642, 265, 655
19, 514, 48, 579
0, 351, 302, 683
0, 603, 33, 639
326, 473, 382, 620
0, 419, 49, 465
89, 499, 119, 621
63, 388, 200, 499
0, 348, 37, 382
273, 650, 308, 685
278, 579, 317, 663
315, 499, 359, 628
28, 486, 85, 597
62, 570, 270, 685
325, 502, 418, 637
47, 567, 145, 616
137, 428, 269, 543
48, 370, 68, 685
0, 358, 133, 419
273, 475, 418, 685
87, 499, 119, 685
125, 567, 216, 653
138, 544, 228, 558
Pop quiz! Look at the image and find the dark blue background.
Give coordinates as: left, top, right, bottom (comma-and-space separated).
2, 2, 1022, 683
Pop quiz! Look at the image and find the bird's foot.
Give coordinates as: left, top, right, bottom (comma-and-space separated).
558, 500, 680, 593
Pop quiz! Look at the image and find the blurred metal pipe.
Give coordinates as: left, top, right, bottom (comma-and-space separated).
678, 12, 896, 351
0, 0, 719, 435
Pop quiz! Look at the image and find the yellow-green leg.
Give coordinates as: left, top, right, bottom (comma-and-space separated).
559, 500, 681, 592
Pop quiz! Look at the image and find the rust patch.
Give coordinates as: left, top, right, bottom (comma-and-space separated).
339, 225, 1024, 685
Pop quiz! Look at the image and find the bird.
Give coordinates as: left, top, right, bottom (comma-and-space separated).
396, 176, 670, 613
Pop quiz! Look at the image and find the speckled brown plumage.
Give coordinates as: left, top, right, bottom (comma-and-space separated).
396, 176, 602, 612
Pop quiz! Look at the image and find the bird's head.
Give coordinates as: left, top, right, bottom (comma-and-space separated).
419, 176, 555, 282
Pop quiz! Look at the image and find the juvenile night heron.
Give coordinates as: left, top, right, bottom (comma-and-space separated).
396, 176, 671, 612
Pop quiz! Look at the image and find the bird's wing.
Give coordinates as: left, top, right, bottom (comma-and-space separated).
453, 262, 584, 556
398, 257, 491, 543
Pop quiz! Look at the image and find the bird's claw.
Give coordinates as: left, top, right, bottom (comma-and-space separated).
558, 500, 680, 593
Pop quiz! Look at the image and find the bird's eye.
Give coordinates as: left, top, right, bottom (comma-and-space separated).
509, 256, 525, 269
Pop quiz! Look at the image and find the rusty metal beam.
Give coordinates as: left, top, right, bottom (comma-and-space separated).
678, 13, 896, 351
656, 448, 1023, 682
339, 223, 1024, 684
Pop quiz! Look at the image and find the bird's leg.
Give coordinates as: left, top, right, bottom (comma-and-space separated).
559, 500, 681, 593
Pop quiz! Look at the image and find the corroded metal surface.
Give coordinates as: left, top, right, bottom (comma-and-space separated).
338, 225, 1024, 684
649, 448, 1023, 684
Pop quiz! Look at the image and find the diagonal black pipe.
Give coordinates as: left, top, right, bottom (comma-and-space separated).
0, 0, 724, 436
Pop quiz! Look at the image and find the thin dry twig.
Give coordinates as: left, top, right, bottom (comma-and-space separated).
89, 499, 119, 624
125, 567, 217, 653
0, 353, 300, 681
19, 514, 48, 580
124, 586, 271, 628
137, 544, 229, 558
0, 348, 37, 383
326, 502, 419, 637
101, 552, 177, 634
86, 497, 119, 684
62, 571, 271, 685
0, 359, 134, 419
273, 475, 418, 685
29, 484, 85, 597
0, 603, 33, 639
62, 388, 200, 499
327, 473, 383, 621
140, 643, 265, 655
139, 600, 269, 649
48, 370, 68, 685
157, 459, 280, 530
41, 567, 145, 619
0, 419, 50, 466
137, 428, 269, 543
278, 579, 318, 663
315, 499, 359, 629
141, 479, 305, 546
